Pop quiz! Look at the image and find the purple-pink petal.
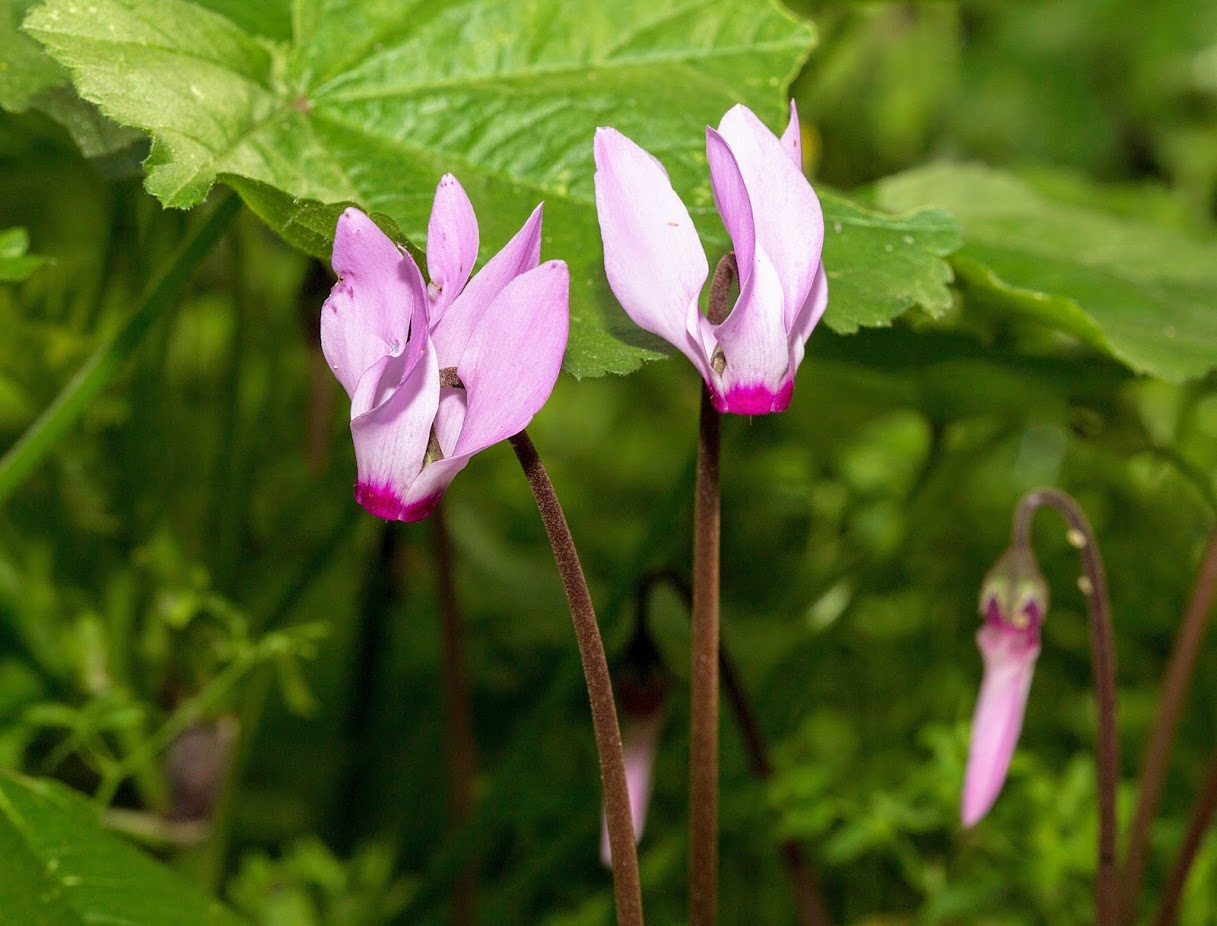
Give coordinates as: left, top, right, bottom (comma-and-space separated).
451, 260, 570, 458
961, 623, 1041, 827
593, 126, 713, 380
426, 174, 479, 323
431, 204, 544, 369
321, 208, 427, 399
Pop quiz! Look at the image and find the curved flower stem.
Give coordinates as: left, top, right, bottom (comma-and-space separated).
0, 190, 241, 506
1123, 527, 1217, 922
508, 431, 644, 926
430, 501, 478, 926
639, 569, 831, 926
1151, 749, 1217, 926
1012, 488, 1119, 926
689, 388, 721, 926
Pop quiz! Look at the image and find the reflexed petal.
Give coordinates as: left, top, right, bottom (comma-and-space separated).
426, 174, 479, 322
451, 260, 569, 457
786, 264, 829, 378
322, 208, 426, 399
961, 624, 1041, 827
779, 99, 802, 170
431, 203, 543, 368
712, 244, 793, 414
716, 105, 823, 329
593, 127, 712, 379
600, 711, 663, 866
349, 339, 440, 521
396, 453, 470, 522
705, 126, 755, 275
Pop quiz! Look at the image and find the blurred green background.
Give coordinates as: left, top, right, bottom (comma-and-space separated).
2, 0, 1217, 924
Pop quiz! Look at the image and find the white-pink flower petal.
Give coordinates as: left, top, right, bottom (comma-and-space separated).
593, 126, 713, 381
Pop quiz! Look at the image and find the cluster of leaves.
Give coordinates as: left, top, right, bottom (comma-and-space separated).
2, 0, 1217, 924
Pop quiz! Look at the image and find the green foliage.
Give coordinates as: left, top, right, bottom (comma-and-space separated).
2, 0, 1217, 924
876, 163, 1217, 383
0, 773, 244, 925
24, 0, 816, 377
0, 226, 46, 282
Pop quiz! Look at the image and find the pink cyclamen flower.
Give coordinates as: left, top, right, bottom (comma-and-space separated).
593, 102, 827, 414
321, 176, 569, 521
962, 545, 1051, 827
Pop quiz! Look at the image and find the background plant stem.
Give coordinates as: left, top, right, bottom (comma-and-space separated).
1012, 488, 1119, 926
0, 190, 241, 506
509, 430, 644, 926
1151, 749, 1217, 926
1123, 526, 1217, 922
689, 389, 721, 926
430, 501, 478, 926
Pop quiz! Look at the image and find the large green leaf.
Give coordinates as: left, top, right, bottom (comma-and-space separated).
875, 163, 1217, 383
25, 0, 817, 376
0, 227, 46, 282
819, 194, 959, 334
1, 0, 145, 169
0, 773, 245, 925
0, 0, 61, 112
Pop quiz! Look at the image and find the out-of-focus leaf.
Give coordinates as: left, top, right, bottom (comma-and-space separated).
0, 227, 46, 282
1, 0, 144, 171
876, 163, 1217, 383
0, 0, 61, 112
26, 0, 817, 377
819, 194, 960, 333
0, 773, 246, 925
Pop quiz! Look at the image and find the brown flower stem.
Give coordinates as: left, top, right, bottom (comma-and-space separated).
1012, 489, 1119, 926
1151, 749, 1217, 926
639, 569, 831, 926
430, 501, 478, 926
1123, 527, 1217, 922
689, 388, 721, 926
508, 431, 644, 926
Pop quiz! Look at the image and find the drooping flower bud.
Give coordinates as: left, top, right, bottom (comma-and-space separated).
600, 619, 668, 866
962, 544, 1050, 827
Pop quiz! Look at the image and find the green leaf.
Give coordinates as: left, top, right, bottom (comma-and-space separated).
0, 0, 61, 112
0, 772, 246, 925
819, 193, 960, 334
26, 0, 817, 377
0, 227, 46, 282
875, 163, 1217, 383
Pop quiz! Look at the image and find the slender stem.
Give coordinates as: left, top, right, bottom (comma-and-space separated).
640, 569, 831, 926
429, 501, 478, 926
689, 389, 721, 926
0, 190, 241, 506
1123, 527, 1217, 922
1152, 750, 1217, 926
508, 430, 644, 926
1012, 488, 1120, 926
